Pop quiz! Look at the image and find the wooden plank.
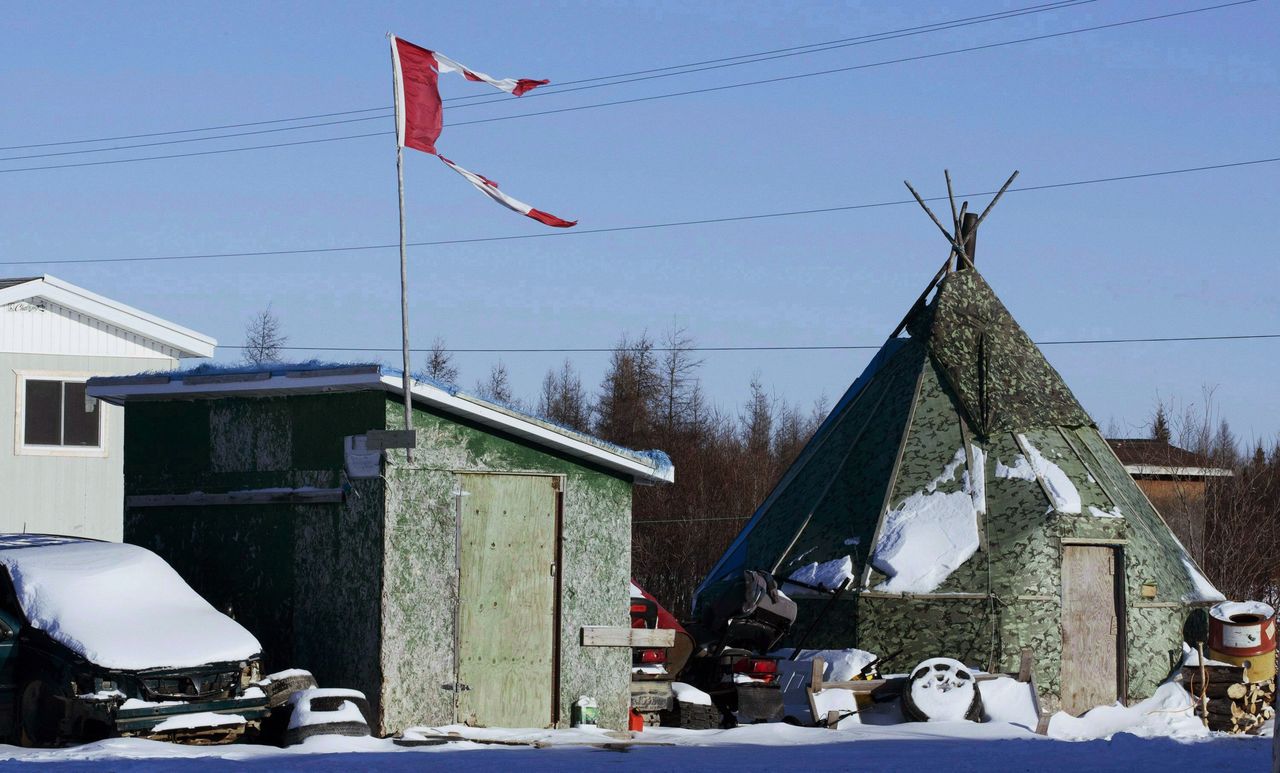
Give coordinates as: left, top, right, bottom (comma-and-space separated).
1019, 649, 1033, 683
127, 488, 344, 507
811, 657, 825, 692
457, 474, 557, 728
580, 627, 675, 648
1060, 545, 1120, 715
364, 429, 418, 450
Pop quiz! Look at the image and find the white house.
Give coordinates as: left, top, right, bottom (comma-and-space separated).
0, 276, 214, 539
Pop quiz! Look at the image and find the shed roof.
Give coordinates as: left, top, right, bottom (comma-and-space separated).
1107, 438, 1232, 478
0, 275, 216, 358
87, 361, 674, 485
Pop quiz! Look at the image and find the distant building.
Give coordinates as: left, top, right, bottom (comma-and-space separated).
1107, 438, 1232, 556
0, 276, 214, 539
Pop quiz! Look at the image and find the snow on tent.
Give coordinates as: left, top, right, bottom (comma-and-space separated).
694, 174, 1222, 716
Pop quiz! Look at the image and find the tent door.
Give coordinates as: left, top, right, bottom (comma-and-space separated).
456, 474, 559, 727
1060, 544, 1122, 714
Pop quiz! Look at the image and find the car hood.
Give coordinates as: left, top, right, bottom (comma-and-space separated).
0, 541, 260, 671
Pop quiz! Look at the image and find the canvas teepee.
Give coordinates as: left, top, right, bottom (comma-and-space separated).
694, 179, 1222, 713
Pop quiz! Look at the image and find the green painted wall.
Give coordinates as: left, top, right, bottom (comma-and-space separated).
123, 389, 634, 735
124, 392, 388, 721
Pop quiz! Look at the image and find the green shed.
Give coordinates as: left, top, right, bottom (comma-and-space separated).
694, 263, 1222, 715
88, 363, 673, 734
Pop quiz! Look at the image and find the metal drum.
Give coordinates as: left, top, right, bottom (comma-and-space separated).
1208, 601, 1276, 682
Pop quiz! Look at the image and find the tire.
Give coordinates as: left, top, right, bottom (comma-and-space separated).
282, 720, 369, 747
659, 699, 724, 730
900, 658, 983, 722
19, 680, 62, 748
263, 671, 319, 709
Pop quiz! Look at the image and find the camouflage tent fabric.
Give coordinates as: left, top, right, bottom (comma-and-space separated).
695, 266, 1220, 708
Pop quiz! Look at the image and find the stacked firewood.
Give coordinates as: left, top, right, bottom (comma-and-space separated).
1181, 663, 1276, 734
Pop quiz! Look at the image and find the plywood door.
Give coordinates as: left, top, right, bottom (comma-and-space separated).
1060, 545, 1120, 715
457, 474, 558, 727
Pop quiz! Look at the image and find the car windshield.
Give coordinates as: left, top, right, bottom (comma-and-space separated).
0, 540, 260, 671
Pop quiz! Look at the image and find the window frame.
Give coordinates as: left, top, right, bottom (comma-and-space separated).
13, 370, 108, 458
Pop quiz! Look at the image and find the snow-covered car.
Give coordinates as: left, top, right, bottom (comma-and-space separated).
0, 535, 269, 745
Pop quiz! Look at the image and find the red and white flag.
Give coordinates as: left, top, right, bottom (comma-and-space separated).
390, 35, 574, 227
437, 155, 575, 228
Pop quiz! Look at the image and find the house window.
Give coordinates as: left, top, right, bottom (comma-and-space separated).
22, 379, 101, 448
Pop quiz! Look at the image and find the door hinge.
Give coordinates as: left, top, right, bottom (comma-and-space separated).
550, 561, 557, 577
441, 682, 471, 692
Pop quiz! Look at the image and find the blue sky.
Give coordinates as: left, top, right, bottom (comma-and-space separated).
3, 1, 1278, 444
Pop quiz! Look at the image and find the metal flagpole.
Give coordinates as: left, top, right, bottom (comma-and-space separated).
390, 35, 415, 463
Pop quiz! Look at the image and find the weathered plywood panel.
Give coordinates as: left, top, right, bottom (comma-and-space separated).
457, 474, 557, 728
1061, 545, 1119, 715
382, 399, 632, 731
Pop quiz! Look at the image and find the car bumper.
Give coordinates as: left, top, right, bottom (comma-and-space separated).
83, 695, 271, 743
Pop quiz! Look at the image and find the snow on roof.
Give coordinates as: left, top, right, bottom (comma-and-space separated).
0, 275, 215, 358
0, 538, 261, 670
87, 361, 674, 485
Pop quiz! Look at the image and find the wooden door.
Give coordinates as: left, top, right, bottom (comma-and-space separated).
1060, 545, 1121, 715
457, 474, 558, 727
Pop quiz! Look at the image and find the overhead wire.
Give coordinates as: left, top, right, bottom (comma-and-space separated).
0, 1, 1255, 174
217, 333, 1280, 356
0, 0, 1092, 152
2, 154, 1275, 267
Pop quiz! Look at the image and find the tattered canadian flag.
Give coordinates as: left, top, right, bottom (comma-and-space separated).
390, 35, 575, 228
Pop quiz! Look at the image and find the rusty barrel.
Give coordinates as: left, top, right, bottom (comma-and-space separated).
1208, 601, 1276, 682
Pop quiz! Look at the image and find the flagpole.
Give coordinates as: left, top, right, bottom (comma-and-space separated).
390, 35, 414, 463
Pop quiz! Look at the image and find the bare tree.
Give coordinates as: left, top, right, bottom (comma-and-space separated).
242, 305, 287, 365
537, 359, 591, 431
594, 333, 660, 449
422, 337, 459, 386
476, 361, 516, 407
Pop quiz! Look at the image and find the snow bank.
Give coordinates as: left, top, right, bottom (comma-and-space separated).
671, 682, 712, 706
1181, 556, 1225, 602
151, 712, 245, 732
1087, 506, 1123, 519
995, 455, 1036, 481
1016, 435, 1081, 514
1047, 682, 1207, 741
872, 449, 981, 593
977, 677, 1040, 727
772, 648, 878, 682
787, 556, 854, 591
0, 540, 261, 670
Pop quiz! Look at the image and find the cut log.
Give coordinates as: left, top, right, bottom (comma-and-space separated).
1181, 664, 1245, 683
1183, 679, 1247, 699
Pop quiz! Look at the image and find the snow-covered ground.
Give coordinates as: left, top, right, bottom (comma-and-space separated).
0, 707, 1267, 771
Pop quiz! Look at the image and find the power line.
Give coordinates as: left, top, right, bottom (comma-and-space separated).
3, 154, 1275, 267
0, 0, 1090, 152
218, 333, 1280, 356
368, 0, 1103, 110
0, 1, 1254, 175
441, 1, 1259, 130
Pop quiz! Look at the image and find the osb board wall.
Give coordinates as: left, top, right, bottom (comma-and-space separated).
380, 398, 632, 732
123, 393, 388, 719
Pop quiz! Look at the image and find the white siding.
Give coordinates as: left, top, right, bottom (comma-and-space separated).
0, 353, 178, 541
1, 300, 180, 360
